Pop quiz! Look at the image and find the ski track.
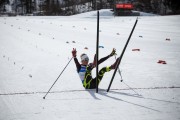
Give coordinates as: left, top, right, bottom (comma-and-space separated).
0, 86, 179, 96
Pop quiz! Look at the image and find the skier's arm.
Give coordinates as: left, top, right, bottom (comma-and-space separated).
95, 48, 117, 65
91, 54, 109, 67
91, 54, 111, 67
74, 57, 81, 72
98, 55, 110, 65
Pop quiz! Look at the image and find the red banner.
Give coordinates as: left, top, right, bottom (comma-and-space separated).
116, 4, 133, 9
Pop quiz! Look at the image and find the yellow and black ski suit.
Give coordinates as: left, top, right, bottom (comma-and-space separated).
74, 55, 111, 89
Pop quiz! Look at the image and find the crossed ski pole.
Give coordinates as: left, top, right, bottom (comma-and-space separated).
114, 56, 140, 96
43, 57, 73, 99
107, 19, 138, 92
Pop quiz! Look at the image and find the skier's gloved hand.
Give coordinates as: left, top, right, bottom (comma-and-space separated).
109, 48, 117, 57
89, 63, 95, 69
72, 48, 77, 57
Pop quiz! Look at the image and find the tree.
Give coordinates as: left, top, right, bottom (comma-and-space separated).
45, 0, 50, 14
166, 0, 180, 14
0, 0, 5, 7
0, 0, 9, 12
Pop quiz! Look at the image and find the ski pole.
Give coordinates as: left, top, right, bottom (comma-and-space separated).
115, 55, 123, 82
115, 56, 140, 95
107, 18, 138, 92
43, 57, 73, 99
122, 81, 140, 95
96, 10, 100, 93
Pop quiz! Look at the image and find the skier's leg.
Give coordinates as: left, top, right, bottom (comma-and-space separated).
95, 57, 120, 86
88, 66, 111, 89
97, 66, 111, 82
83, 66, 93, 89
84, 58, 120, 89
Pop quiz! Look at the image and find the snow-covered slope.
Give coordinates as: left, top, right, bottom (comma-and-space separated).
74, 9, 157, 17
0, 10, 180, 120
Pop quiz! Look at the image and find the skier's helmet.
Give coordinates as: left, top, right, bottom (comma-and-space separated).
80, 53, 89, 62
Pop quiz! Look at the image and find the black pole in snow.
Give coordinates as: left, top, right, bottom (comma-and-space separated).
96, 11, 99, 93
43, 57, 73, 99
107, 18, 138, 92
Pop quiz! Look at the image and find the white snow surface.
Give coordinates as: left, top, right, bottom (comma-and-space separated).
0, 10, 180, 120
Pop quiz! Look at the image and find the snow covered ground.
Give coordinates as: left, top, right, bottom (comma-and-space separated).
0, 10, 180, 120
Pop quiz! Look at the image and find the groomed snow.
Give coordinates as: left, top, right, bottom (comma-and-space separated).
0, 10, 180, 120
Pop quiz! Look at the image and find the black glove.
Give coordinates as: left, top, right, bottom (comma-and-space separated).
109, 48, 117, 57
72, 48, 77, 57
